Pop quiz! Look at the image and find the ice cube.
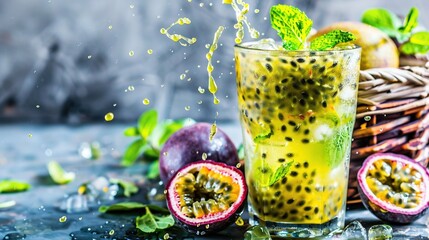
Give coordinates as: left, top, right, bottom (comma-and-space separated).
58, 193, 89, 213
243, 38, 280, 50
314, 124, 333, 141
244, 225, 271, 240
339, 85, 356, 102
368, 225, 392, 240
341, 220, 367, 240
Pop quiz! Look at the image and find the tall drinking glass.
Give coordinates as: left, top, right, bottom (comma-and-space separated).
234, 42, 361, 238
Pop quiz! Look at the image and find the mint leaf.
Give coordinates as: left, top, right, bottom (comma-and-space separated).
99, 202, 169, 214
136, 207, 175, 233
410, 31, 429, 45
400, 41, 429, 54
138, 109, 158, 139
47, 161, 75, 185
0, 200, 16, 209
146, 160, 160, 179
310, 30, 356, 50
124, 126, 139, 137
110, 178, 139, 197
270, 4, 312, 50
121, 138, 147, 166
361, 8, 401, 36
0, 180, 31, 193
399, 7, 419, 34
269, 161, 293, 186
253, 128, 273, 143
326, 122, 353, 167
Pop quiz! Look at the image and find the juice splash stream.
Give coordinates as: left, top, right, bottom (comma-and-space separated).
160, 17, 197, 46
206, 26, 225, 104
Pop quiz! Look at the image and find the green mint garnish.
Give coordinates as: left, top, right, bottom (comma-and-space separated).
253, 128, 273, 143
270, 4, 355, 51
400, 31, 429, 54
270, 4, 313, 50
310, 30, 356, 50
0, 180, 31, 193
326, 122, 353, 167
109, 178, 139, 197
268, 161, 293, 186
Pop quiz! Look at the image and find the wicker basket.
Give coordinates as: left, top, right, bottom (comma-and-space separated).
347, 62, 429, 204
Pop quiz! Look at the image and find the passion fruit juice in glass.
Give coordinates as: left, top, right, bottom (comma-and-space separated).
234, 41, 361, 237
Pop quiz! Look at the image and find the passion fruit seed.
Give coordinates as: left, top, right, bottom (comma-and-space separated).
166, 160, 247, 232
358, 153, 429, 224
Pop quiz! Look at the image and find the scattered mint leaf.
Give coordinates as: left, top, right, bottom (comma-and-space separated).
310, 30, 356, 50
146, 160, 160, 179
47, 161, 75, 185
138, 109, 158, 139
399, 7, 419, 34
0, 180, 31, 193
99, 202, 146, 213
270, 4, 312, 50
0, 200, 16, 208
361, 8, 401, 36
99, 202, 170, 214
110, 178, 138, 197
268, 161, 293, 186
124, 126, 139, 137
253, 128, 273, 143
136, 207, 175, 233
121, 139, 147, 166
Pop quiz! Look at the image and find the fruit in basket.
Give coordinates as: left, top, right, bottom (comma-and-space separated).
310, 21, 399, 70
165, 160, 247, 232
159, 123, 239, 184
357, 153, 429, 223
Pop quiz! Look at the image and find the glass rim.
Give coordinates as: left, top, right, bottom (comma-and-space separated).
234, 41, 361, 54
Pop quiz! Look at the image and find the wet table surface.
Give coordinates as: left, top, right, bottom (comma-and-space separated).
0, 123, 428, 240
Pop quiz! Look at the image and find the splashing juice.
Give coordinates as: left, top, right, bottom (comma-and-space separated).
234, 42, 361, 237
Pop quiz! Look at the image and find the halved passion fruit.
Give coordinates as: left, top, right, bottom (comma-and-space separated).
357, 153, 429, 223
166, 160, 247, 233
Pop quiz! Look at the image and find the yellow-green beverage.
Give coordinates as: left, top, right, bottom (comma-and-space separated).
234, 40, 361, 237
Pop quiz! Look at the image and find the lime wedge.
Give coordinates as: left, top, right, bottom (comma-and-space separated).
47, 161, 75, 185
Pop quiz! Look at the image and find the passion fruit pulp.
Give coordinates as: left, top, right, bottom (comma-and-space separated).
357, 153, 429, 223
166, 160, 247, 233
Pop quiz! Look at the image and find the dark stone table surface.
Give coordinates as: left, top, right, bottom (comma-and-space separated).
0, 123, 428, 239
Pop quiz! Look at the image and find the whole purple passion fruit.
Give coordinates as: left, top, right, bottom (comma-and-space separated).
166, 160, 247, 233
159, 122, 239, 184
357, 153, 429, 224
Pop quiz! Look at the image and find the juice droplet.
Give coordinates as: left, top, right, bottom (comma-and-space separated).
129, 51, 134, 56
28, 133, 33, 138
36, 105, 40, 108
198, 86, 205, 94
87, 55, 92, 59
160, 18, 197, 46
202, 152, 207, 160
209, 122, 217, 141
254, 8, 260, 13
128, 85, 135, 91
199, 2, 204, 7
236, 163, 242, 168
205, 224, 210, 229
185, 106, 191, 111
109, 229, 115, 236
364, 116, 371, 121
206, 26, 224, 105
180, 74, 186, 80
108, 25, 113, 30
104, 112, 114, 121
129, 4, 134, 8
59, 216, 67, 223
143, 98, 150, 105
163, 233, 170, 240
197, 100, 203, 104
235, 216, 244, 226
205, 44, 211, 49
147, 49, 153, 54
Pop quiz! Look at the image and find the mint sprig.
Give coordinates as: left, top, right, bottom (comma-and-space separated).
310, 30, 356, 50
362, 7, 429, 55
270, 4, 312, 50
268, 161, 293, 186
270, 4, 355, 51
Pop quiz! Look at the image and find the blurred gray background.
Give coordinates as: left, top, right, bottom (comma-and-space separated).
0, 0, 428, 123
